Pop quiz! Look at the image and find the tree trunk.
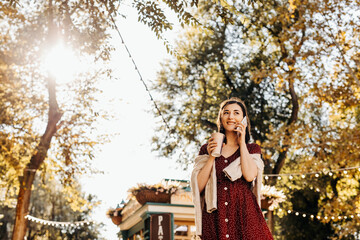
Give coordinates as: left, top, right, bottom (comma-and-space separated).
266, 211, 274, 234
12, 1, 61, 238
12, 77, 62, 240
268, 68, 299, 231
12, 171, 36, 239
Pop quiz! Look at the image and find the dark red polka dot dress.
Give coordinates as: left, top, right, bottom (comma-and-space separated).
198, 143, 273, 240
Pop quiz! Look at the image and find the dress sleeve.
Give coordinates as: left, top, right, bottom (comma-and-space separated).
198, 144, 208, 155
247, 143, 261, 154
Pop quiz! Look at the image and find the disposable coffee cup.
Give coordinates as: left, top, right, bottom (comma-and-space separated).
211, 132, 225, 157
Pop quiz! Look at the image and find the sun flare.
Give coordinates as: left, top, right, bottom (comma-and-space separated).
42, 42, 85, 83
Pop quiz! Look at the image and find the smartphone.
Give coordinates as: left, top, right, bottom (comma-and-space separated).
241, 116, 247, 127
236, 116, 247, 136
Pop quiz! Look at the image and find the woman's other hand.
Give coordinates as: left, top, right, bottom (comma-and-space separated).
207, 137, 217, 156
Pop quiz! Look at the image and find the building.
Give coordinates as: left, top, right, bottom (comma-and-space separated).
118, 179, 196, 240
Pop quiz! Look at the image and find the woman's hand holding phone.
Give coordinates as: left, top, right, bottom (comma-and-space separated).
235, 116, 247, 139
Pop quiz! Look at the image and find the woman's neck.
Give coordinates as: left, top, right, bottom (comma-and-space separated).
225, 131, 239, 146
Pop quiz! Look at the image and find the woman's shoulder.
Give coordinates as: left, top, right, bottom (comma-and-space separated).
198, 143, 209, 155
246, 143, 261, 154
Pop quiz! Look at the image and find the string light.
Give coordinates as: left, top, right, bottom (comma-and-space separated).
109, 14, 171, 133
276, 209, 360, 221
264, 166, 359, 178
24, 168, 37, 172
25, 215, 92, 229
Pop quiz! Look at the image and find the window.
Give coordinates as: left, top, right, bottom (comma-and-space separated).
174, 223, 196, 240
174, 225, 188, 236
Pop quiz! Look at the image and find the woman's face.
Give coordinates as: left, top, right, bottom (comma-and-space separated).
221, 103, 244, 132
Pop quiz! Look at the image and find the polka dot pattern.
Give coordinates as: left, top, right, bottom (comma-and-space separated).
198, 143, 273, 240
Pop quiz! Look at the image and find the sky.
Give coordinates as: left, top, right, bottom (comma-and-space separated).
80, 4, 192, 239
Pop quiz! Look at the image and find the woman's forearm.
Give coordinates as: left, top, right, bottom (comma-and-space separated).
240, 143, 258, 182
197, 156, 215, 192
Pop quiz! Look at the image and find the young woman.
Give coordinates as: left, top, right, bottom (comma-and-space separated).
191, 97, 273, 240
